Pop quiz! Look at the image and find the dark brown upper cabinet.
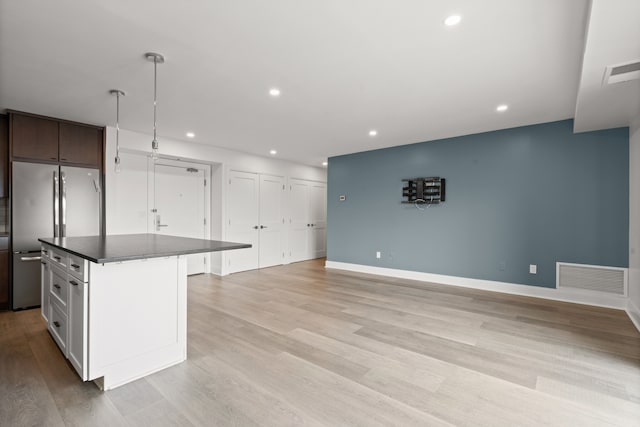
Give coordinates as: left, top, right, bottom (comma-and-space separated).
59, 122, 102, 168
10, 114, 59, 162
10, 112, 104, 169
0, 114, 8, 197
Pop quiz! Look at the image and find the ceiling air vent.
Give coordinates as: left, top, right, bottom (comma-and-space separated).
603, 60, 640, 85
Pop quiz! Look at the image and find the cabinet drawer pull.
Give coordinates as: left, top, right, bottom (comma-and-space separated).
54, 256, 61, 261
53, 321, 61, 328
53, 284, 61, 290
71, 263, 80, 269
69, 280, 79, 286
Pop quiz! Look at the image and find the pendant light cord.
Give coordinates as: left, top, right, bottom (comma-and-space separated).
144, 52, 164, 158
153, 56, 158, 145
110, 89, 125, 168
116, 91, 121, 158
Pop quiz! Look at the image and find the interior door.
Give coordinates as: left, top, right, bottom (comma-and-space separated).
227, 171, 259, 273
153, 162, 207, 275
258, 175, 285, 268
288, 179, 310, 262
309, 182, 327, 258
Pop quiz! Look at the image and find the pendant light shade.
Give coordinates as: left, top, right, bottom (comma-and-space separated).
145, 52, 165, 160
109, 89, 126, 173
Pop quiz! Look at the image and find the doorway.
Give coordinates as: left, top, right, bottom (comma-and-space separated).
150, 159, 210, 275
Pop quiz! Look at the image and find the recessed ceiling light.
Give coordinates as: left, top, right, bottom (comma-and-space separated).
270, 149, 277, 155
496, 104, 509, 112
322, 161, 328, 166
269, 88, 281, 97
444, 15, 462, 26
369, 130, 378, 137
186, 132, 195, 138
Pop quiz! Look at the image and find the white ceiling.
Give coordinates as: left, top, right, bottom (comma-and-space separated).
0, 0, 632, 167
574, 0, 640, 133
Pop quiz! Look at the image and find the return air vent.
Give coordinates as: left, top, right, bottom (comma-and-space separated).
603, 60, 640, 85
556, 262, 627, 296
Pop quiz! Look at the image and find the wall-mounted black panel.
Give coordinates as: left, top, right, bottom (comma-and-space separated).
402, 177, 445, 204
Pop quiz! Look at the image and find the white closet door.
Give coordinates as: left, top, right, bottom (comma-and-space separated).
309, 182, 327, 258
258, 175, 285, 268
288, 179, 310, 262
227, 171, 259, 273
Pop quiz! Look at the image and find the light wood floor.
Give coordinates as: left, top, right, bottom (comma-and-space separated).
1, 259, 639, 426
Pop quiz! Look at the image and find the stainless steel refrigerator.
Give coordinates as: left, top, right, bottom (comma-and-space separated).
12, 161, 102, 309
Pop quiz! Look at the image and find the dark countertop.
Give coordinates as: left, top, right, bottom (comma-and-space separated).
39, 234, 251, 264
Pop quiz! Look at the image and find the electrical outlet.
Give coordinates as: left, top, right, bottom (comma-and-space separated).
498, 261, 506, 271
376, 251, 381, 259
529, 264, 537, 274
339, 195, 346, 201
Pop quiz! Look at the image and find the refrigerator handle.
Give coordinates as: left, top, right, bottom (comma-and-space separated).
61, 171, 67, 237
53, 171, 60, 238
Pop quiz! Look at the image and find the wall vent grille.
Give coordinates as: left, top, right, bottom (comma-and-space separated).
556, 262, 627, 296
603, 60, 640, 85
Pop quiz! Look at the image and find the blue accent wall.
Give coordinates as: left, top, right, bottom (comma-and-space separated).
327, 120, 629, 288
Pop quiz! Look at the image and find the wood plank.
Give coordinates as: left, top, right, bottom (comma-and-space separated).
0, 317, 65, 426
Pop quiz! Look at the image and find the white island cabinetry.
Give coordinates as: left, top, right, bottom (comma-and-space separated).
41, 244, 88, 378
40, 243, 188, 389
39, 234, 249, 390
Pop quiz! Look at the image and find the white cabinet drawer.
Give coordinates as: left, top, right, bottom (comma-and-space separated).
49, 301, 68, 355
41, 244, 53, 259
68, 253, 87, 282
50, 265, 68, 308
49, 248, 68, 269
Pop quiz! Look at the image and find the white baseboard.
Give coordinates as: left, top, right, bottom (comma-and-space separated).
325, 261, 629, 310
627, 299, 640, 333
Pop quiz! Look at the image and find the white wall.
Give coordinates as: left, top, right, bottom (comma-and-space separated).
104, 127, 326, 274
629, 116, 640, 329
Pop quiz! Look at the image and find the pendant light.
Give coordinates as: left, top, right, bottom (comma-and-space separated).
109, 89, 126, 173
145, 52, 165, 160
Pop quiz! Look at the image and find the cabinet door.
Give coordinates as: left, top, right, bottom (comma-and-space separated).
68, 279, 87, 380
11, 114, 59, 162
40, 257, 51, 321
0, 250, 8, 309
49, 301, 68, 355
0, 114, 8, 197
226, 171, 259, 273
288, 179, 310, 262
258, 175, 285, 268
59, 123, 103, 168
308, 182, 327, 259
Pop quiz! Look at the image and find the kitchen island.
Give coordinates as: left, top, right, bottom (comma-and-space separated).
39, 234, 250, 390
